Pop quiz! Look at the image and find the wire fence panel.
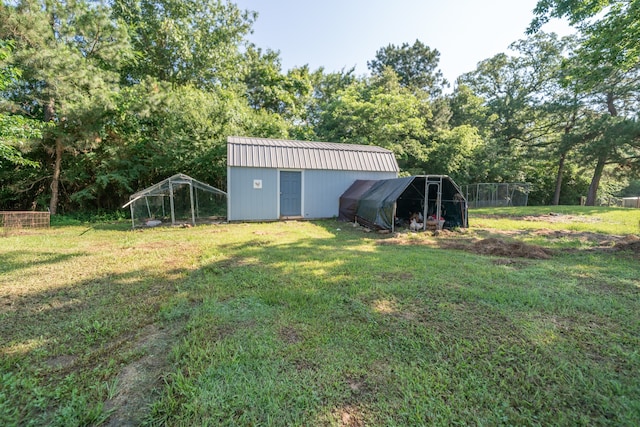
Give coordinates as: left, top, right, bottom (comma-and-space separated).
0, 211, 50, 229
129, 183, 227, 228
462, 183, 530, 208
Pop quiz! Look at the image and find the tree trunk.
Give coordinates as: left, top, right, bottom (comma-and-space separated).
552, 151, 566, 205
606, 92, 617, 117
49, 138, 63, 215
44, 98, 61, 214
586, 155, 606, 206
585, 92, 618, 207
553, 110, 577, 206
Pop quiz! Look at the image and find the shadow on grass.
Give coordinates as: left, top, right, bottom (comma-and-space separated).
0, 263, 191, 426
0, 250, 86, 274
79, 221, 133, 232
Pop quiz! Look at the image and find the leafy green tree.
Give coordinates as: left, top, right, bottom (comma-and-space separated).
529, 0, 639, 71
69, 78, 290, 210
620, 179, 640, 197
454, 31, 629, 207
242, 46, 314, 132
556, 49, 640, 205
113, 0, 255, 88
142, 84, 289, 189
243, 46, 288, 112
0, 41, 42, 169
317, 70, 430, 172
578, 112, 640, 205
426, 125, 483, 183
367, 40, 447, 96
0, 0, 132, 213
296, 67, 356, 140
530, 0, 640, 205
449, 83, 496, 132
458, 33, 570, 188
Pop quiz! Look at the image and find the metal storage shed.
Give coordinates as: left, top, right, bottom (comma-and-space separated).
227, 136, 399, 221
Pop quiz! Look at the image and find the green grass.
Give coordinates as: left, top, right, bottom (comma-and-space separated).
471, 205, 640, 235
1, 207, 639, 426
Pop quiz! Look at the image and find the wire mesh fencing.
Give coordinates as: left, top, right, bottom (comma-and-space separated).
128, 181, 227, 228
1, 211, 50, 235
462, 183, 530, 208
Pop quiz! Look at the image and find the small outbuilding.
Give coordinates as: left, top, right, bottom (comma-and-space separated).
339, 175, 468, 231
123, 173, 227, 228
226, 137, 399, 221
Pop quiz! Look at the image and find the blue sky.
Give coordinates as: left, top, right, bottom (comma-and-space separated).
233, 0, 574, 84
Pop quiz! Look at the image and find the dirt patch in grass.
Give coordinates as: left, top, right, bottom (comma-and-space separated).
293, 358, 318, 372
45, 354, 77, 370
210, 256, 263, 272
492, 258, 530, 267
376, 236, 434, 246
478, 212, 603, 223
378, 226, 640, 259
610, 234, 640, 256
523, 213, 602, 223
335, 405, 365, 427
104, 323, 181, 427
203, 227, 226, 234
372, 299, 398, 314
377, 233, 552, 259
531, 228, 637, 246
531, 230, 640, 256
469, 238, 551, 259
253, 230, 288, 237
532, 228, 611, 242
279, 325, 303, 344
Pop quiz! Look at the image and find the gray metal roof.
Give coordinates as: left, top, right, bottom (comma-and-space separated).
227, 136, 399, 172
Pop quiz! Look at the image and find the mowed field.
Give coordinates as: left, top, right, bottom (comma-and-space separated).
1, 206, 639, 426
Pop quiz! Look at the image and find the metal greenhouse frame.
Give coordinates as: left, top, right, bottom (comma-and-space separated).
122, 174, 227, 229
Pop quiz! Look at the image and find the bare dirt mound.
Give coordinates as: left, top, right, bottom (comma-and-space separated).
532, 228, 612, 243
376, 226, 638, 259
470, 238, 552, 259
103, 323, 180, 426
377, 232, 553, 260
611, 235, 640, 256
521, 213, 602, 223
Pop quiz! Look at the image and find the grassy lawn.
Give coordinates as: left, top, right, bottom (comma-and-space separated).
1, 206, 639, 426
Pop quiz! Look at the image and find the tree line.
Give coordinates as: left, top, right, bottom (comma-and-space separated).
1, 0, 638, 215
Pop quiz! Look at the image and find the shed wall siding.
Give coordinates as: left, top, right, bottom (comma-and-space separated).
228, 167, 278, 221
302, 170, 397, 219
229, 167, 397, 221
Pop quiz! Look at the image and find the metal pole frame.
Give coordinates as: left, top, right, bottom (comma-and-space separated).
189, 181, 196, 225
426, 180, 442, 230
422, 178, 428, 231
436, 177, 443, 230
169, 181, 176, 226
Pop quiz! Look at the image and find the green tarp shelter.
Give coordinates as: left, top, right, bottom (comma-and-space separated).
339, 175, 468, 231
